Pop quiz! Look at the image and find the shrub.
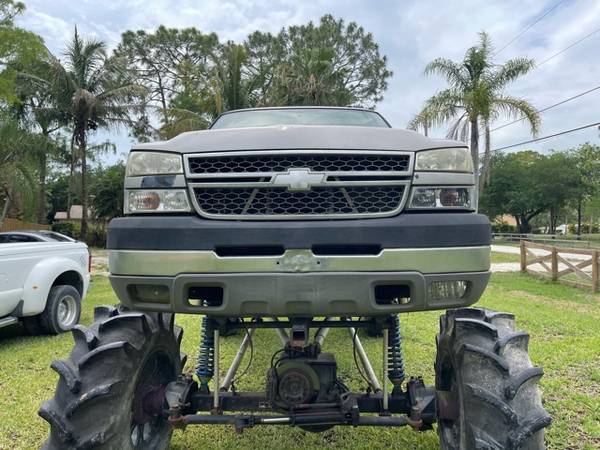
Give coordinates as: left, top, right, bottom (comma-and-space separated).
51, 221, 74, 237
491, 222, 516, 233
86, 226, 106, 248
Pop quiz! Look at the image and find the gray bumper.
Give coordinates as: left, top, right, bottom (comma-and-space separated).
110, 271, 490, 317
109, 247, 490, 317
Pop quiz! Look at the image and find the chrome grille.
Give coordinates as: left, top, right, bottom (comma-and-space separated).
185, 150, 412, 220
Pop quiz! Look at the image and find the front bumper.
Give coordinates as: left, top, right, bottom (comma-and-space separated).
109, 246, 490, 317
108, 213, 491, 317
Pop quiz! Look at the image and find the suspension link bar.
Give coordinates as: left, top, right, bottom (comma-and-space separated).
220, 328, 256, 392
348, 327, 382, 392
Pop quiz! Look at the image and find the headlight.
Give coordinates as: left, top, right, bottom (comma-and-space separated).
127, 152, 183, 176
409, 187, 473, 209
415, 148, 472, 172
126, 189, 190, 213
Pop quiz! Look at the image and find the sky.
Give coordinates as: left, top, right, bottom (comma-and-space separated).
15, 0, 600, 164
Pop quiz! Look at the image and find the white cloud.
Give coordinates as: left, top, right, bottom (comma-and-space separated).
15, 0, 600, 159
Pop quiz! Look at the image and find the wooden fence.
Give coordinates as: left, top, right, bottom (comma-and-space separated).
520, 240, 599, 292
0, 218, 51, 232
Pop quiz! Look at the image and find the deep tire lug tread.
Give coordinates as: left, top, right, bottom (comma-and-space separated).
41, 307, 184, 450
174, 325, 184, 346
39, 400, 74, 443
459, 343, 510, 373
77, 341, 132, 371
50, 360, 81, 394
98, 313, 150, 336
180, 352, 188, 368
161, 312, 175, 331
495, 331, 530, 354
65, 383, 118, 418
464, 383, 518, 425
453, 318, 499, 339
93, 305, 117, 322
505, 367, 544, 400
71, 325, 98, 349
510, 413, 552, 449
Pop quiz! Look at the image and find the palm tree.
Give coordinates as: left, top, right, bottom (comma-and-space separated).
159, 43, 254, 138
0, 114, 38, 227
36, 28, 145, 238
409, 32, 540, 192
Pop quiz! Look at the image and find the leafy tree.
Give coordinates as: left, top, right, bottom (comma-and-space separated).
567, 143, 600, 234
119, 15, 392, 139
10, 56, 71, 223
33, 28, 144, 239
0, 0, 44, 103
46, 171, 77, 223
408, 32, 540, 191
0, 114, 38, 226
249, 15, 392, 107
114, 25, 219, 138
480, 151, 583, 233
90, 162, 125, 220
159, 42, 252, 138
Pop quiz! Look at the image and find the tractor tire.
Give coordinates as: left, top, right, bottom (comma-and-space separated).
39, 305, 186, 450
435, 307, 551, 450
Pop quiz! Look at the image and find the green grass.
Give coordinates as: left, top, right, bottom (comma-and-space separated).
1, 274, 599, 449
491, 251, 521, 264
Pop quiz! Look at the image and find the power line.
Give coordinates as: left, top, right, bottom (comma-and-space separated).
490, 85, 600, 132
492, 121, 600, 151
537, 26, 600, 67
495, 0, 566, 55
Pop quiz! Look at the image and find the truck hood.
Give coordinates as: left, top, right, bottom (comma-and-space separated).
133, 125, 465, 154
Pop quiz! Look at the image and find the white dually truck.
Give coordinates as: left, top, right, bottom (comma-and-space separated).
0, 240, 90, 334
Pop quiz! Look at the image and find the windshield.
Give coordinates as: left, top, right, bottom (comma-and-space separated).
211, 108, 390, 129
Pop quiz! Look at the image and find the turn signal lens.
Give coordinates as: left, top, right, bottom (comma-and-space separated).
126, 189, 190, 213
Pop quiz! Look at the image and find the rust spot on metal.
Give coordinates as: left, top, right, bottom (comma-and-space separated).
168, 414, 187, 429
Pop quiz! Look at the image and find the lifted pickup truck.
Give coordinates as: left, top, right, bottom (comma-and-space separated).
0, 239, 90, 334
41, 107, 549, 450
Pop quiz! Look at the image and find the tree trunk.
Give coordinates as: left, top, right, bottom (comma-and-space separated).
36, 151, 48, 224
469, 118, 480, 207
577, 198, 582, 236
517, 215, 531, 233
549, 208, 556, 234
0, 186, 13, 229
67, 135, 75, 219
80, 140, 88, 241
479, 123, 491, 193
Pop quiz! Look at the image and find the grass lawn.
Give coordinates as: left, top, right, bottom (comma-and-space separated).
491, 251, 521, 264
1, 274, 599, 450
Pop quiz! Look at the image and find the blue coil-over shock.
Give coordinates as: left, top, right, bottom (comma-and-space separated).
387, 314, 405, 386
196, 316, 215, 391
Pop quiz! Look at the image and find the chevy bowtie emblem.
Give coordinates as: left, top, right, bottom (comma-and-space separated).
271, 168, 326, 191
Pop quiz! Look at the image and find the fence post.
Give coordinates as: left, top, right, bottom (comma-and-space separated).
520, 240, 526, 272
592, 250, 599, 293
551, 247, 558, 281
